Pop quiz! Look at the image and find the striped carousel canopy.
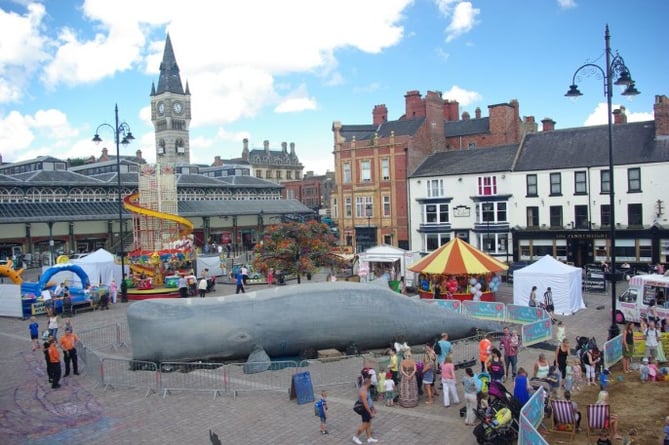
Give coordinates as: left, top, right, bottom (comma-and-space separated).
408, 238, 509, 275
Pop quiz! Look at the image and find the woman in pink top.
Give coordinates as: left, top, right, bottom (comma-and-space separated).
440, 355, 460, 407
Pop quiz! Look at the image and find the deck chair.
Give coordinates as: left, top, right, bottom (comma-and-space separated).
550, 399, 577, 443
586, 404, 610, 442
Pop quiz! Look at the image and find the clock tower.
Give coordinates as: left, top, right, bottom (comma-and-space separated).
150, 34, 191, 166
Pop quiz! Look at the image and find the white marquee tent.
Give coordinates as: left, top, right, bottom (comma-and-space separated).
71, 249, 124, 287
513, 255, 585, 315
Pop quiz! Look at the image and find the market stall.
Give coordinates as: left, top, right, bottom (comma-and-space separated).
407, 238, 508, 302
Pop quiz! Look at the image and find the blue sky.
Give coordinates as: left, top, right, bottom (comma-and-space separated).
0, 0, 667, 175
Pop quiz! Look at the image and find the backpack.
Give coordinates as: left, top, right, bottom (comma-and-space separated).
314, 400, 323, 417
433, 341, 442, 356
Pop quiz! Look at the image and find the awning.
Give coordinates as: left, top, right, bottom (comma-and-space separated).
360, 256, 399, 263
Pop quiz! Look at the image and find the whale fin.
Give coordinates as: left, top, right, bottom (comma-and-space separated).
243, 345, 271, 374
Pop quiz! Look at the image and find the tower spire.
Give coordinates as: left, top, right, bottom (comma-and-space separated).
156, 33, 184, 94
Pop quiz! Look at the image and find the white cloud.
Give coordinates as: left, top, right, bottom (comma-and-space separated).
583, 102, 653, 126
441, 85, 482, 106
557, 0, 577, 9
445, 2, 480, 42
0, 3, 49, 102
274, 85, 317, 113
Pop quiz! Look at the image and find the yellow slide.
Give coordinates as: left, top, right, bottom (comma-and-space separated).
0, 259, 24, 284
123, 193, 194, 237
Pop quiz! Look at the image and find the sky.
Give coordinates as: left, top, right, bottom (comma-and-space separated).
0, 0, 667, 176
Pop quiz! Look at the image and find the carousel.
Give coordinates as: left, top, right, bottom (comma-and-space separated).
408, 238, 508, 302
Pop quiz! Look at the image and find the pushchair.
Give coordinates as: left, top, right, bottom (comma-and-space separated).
472, 380, 520, 444
576, 336, 601, 374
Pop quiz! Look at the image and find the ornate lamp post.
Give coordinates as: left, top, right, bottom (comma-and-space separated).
565, 25, 639, 339
92, 104, 134, 302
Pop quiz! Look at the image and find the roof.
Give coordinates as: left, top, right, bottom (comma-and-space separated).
155, 34, 184, 95
514, 121, 667, 171
248, 149, 302, 166
0, 199, 313, 224
411, 144, 518, 177
339, 117, 425, 141
444, 117, 490, 137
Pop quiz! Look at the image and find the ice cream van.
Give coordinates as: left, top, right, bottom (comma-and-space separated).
616, 274, 669, 325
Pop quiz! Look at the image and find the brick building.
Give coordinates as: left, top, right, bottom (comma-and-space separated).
331, 89, 534, 252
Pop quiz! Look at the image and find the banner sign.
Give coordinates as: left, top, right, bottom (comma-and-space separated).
461, 301, 506, 321
603, 334, 623, 369
521, 318, 553, 346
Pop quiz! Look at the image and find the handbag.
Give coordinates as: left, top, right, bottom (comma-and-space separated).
353, 399, 365, 415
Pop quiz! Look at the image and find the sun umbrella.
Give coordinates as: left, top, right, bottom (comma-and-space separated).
407, 238, 508, 276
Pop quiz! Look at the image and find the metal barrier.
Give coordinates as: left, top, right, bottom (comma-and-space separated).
225, 360, 300, 399
78, 322, 129, 352
100, 357, 158, 397
78, 342, 103, 386
300, 355, 365, 389
159, 361, 226, 399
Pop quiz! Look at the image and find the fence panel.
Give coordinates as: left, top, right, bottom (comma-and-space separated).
224, 360, 299, 398
78, 342, 103, 386
299, 355, 364, 390
101, 357, 158, 397
78, 322, 129, 352
159, 361, 226, 399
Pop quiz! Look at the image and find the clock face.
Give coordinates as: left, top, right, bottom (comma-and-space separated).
158, 102, 165, 115
173, 102, 183, 114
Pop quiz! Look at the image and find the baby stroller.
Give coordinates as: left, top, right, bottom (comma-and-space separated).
473, 381, 520, 445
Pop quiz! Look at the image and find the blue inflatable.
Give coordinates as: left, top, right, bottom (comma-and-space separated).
38, 263, 90, 290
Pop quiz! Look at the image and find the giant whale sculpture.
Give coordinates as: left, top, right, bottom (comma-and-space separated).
127, 282, 504, 362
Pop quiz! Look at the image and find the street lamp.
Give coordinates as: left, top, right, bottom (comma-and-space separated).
565, 25, 639, 339
92, 104, 134, 303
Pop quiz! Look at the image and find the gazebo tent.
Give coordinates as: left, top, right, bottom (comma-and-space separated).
512, 255, 585, 315
71, 248, 124, 287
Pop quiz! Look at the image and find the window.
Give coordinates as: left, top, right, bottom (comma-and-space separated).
427, 179, 444, 198
526, 206, 539, 227
481, 203, 494, 222
526, 174, 538, 196
286, 171, 292, 180
549, 206, 563, 228
255, 170, 262, 178
343, 162, 351, 184
332, 198, 338, 218
550, 172, 562, 195
601, 169, 610, 194
478, 176, 497, 195
574, 171, 587, 194
381, 159, 390, 180
600, 204, 611, 227
496, 202, 507, 222
628, 203, 642, 226
424, 204, 449, 224
425, 233, 450, 251
356, 196, 372, 217
383, 196, 391, 217
627, 168, 641, 192
345, 197, 352, 217
360, 160, 371, 182
574, 205, 589, 229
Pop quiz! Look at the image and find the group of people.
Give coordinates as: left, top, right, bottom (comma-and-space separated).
528, 285, 558, 323
28, 313, 80, 390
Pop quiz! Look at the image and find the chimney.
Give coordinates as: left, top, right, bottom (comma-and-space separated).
373, 104, 388, 125
243, 138, 249, 151
404, 90, 425, 118
101, 147, 109, 160
290, 142, 295, 154
541, 118, 556, 132
281, 141, 287, 153
655, 95, 669, 137
475, 107, 481, 119
613, 106, 627, 124
136, 149, 142, 160
264, 140, 269, 153
214, 155, 222, 166
462, 111, 470, 121
443, 99, 459, 121
242, 138, 249, 160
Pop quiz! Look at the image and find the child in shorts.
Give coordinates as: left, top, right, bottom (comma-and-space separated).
28, 316, 39, 351
315, 390, 328, 435
384, 371, 395, 406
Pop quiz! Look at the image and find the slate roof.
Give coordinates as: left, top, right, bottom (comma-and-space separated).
9, 170, 106, 185
339, 117, 425, 141
514, 121, 667, 171
444, 117, 490, 137
155, 34, 184, 95
411, 144, 518, 177
0, 199, 313, 224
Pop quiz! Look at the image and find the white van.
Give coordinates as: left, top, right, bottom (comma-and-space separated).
616, 274, 669, 325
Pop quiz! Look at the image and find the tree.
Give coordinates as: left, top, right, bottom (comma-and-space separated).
252, 221, 342, 282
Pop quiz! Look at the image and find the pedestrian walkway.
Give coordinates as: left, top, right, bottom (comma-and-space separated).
0, 269, 616, 444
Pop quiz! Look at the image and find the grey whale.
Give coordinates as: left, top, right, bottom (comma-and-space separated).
127, 282, 504, 362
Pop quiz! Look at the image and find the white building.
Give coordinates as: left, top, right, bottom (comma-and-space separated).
409, 94, 669, 268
